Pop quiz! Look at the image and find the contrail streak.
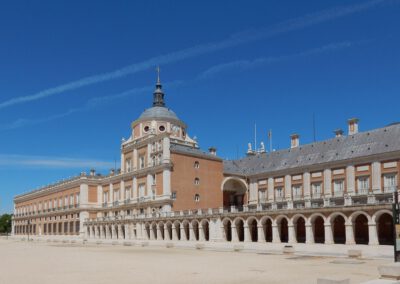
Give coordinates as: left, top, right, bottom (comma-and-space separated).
0, 0, 387, 110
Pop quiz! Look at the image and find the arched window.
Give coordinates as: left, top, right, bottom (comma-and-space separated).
194, 161, 200, 169
194, 194, 200, 202
194, 178, 200, 185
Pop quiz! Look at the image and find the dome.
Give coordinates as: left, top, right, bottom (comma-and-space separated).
139, 106, 180, 121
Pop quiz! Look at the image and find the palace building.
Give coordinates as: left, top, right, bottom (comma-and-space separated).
12, 75, 400, 247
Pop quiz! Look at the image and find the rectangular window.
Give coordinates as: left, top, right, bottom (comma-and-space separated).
292, 185, 302, 199
171, 191, 177, 200
384, 174, 397, 192
76, 193, 80, 205
333, 179, 344, 196
125, 188, 130, 200
126, 159, 132, 172
139, 156, 145, 169
275, 187, 283, 199
258, 190, 267, 203
311, 183, 322, 198
357, 176, 369, 194
139, 184, 145, 198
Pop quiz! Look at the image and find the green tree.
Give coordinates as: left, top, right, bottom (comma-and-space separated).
0, 214, 12, 234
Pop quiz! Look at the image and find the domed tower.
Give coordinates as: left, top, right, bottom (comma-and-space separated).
126, 70, 197, 146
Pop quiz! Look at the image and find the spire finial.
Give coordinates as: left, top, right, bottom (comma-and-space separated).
153, 66, 165, 107
156, 66, 161, 84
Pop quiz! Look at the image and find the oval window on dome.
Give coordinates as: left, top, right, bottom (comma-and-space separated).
144, 126, 150, 132
159, 125, 165, 132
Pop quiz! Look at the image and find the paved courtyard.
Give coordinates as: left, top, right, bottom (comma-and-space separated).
0, 238, 391, 284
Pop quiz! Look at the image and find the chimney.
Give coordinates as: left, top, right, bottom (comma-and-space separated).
290, 134, 300, 148
90, 168, 96, 176
334, 129, 344, 137
110, 169, 115, 176
208, 147, 217, 156
348, 118, 359, 135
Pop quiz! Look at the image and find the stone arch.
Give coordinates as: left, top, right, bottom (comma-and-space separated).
247, 216, 259, 242
222, 218, 232, 242
221, 177, 248, 208
275, 215, 289, 243
373, 210, 393, 245
191, 220, 200, 241
233, 217, 245, 242
200, 219, 210, 241
292, 214, 306, 243
349, 211, 371, 245
309, 213, 326, 244
260, 216, 273, 242
182, 220, 190, 241
328, 212, 347, 244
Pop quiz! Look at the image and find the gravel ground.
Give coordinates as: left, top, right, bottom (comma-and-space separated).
0, 239, 390, 284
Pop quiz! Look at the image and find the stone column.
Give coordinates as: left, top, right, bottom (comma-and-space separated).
121, 152, 125, 173
257, 225, 266, 243
112, 225, 117, 240
244, 225, 251, 242
180, 226, 186, 241
285, 175, 292, 200
172, 225, 178, 241
231, 225, 239, 242
323, 169, 332, 197
368, 221, 379, 245
147, 143, 152, 167
305, 222, 314, 244
162, 169, 171, 197
150, 226, 155, 240
117, 224, 123, 240
95, 226, 100, 239
345, 222, 355, 245
157, 225, 163, 241
303, 172, 311, 198
147, 174, 153, 198
268, 177, 274, 202
129, 224, 134, 240
120, 180, 125, 202
99, 225, 104, 239
199, 225, 205, 242
346, 165, 355, 196
133, 177, 138, 200
288, 221, 296, 243
105, 226, 110, 240
189, 224, 196, 241
272, 223, 281, 243
109, 183, 114, 204
162, 137, 170, 163
164, 225, 170, 241
372, 161, 382, 193
324, 222, 333, 244
124, 224, 129, 240
133, 149, 138, 170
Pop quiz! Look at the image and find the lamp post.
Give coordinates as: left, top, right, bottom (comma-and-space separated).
393, 188, 399, 262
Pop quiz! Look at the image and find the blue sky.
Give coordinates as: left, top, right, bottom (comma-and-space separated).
0, 0, 399, 213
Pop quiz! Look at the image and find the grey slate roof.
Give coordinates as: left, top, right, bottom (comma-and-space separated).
224, 123, 400, 177
139, 106, 180, 121
170, 144, 222, 161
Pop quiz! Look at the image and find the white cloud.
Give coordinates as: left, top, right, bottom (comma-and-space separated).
0, 0, 387, 110
198, 41, 358, 79
0, 154, 114, 169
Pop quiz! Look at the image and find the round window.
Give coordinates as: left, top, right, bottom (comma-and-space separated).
144, 126, 150, 132
159, 125, 165, 132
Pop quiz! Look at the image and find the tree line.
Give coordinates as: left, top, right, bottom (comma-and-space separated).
0, 214, 12, 233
